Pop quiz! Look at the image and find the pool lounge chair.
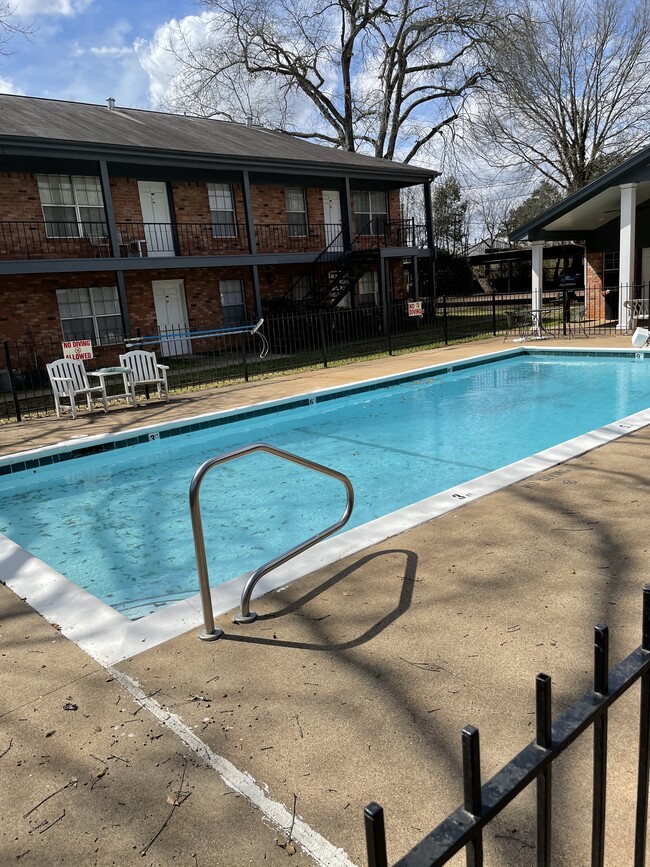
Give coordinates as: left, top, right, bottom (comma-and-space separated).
624, 298, 650, 332
118, 349, 169, 401
46, 358, 108, 419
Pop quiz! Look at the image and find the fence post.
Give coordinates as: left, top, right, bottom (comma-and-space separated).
592, 625, 609, 867
462, 725, 483, 866
239, 332, 249, 382
634, 585, 650, 867
387, 303, 393, 356
536, 673, 552, 866
442, 296, 449, 346
318, 311, 328, 368
491, 292, 497, 337
364, 802, 388, 867
3, 340, 21, 423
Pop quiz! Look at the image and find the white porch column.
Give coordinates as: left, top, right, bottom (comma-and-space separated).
531, 241, 544, 335
618, 182, 637, 330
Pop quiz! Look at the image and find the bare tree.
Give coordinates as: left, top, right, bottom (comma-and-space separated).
473, 0, 650, 192
154, 14, 295, 130
0, 3, 34, 55
470, 188, 515, 245
432, 176, 470, 254
161, 0, 505, 162
504, 181, 563, 233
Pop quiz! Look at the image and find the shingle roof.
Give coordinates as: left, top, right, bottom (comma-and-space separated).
0, 94, 435, 183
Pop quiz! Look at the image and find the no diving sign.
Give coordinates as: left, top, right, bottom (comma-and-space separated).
62, 339, 94, 360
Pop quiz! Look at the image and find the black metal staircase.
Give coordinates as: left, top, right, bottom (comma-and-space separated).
308, 247, 378, 309
286, 222, 380, 312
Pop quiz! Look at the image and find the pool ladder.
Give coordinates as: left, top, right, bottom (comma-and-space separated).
189, 442, 355, 641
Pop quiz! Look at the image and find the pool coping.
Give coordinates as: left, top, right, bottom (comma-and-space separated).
2, 344, 650, 665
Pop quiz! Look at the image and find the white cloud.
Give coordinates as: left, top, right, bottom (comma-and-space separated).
11, 0, 92, 15
137, 13, 328, 132
0, 77, 24, 95
73, 45, 135, 58
136, 14, 215, 107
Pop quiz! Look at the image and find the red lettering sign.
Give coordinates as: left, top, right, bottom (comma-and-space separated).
62, 339, 94, 360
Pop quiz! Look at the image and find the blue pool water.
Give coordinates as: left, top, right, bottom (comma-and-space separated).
1, 351, 649, 619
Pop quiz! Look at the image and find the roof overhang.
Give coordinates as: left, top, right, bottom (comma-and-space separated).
0, 136, 437, 188
509, 149, 650, 241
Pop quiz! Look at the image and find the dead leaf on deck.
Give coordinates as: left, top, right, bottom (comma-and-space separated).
275, 839, 296, 856
166, 791, 190, 807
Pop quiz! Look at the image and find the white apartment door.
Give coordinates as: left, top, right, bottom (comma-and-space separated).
152, 279, 191, 356
138, 181, 175, 256
322, 190, 343, 250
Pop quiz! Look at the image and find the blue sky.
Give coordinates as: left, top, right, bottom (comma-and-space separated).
0, 0, 198, 107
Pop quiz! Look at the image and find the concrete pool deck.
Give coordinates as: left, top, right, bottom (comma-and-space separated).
1, 334, 649, 865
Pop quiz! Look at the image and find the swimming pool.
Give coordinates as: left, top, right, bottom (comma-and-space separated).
2, 346, 650, 662
0, 348, 650, 661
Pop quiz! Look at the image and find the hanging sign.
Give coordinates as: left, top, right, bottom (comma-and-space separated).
408, 301, 423, 317
62, 339, 94, 360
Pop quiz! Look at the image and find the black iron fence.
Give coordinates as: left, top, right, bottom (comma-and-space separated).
0, 219, 427, 261
0, 290, 621, 422
364, 585, 650, 867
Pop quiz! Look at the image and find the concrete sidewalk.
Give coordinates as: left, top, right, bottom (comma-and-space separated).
116, 424, 650, 865
0, 585, 316, 865
1, 334, 648, 866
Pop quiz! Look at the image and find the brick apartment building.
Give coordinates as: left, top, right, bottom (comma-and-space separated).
0, 94, 437, 359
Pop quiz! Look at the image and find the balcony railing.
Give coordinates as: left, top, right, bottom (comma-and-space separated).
0, 219, 429, 262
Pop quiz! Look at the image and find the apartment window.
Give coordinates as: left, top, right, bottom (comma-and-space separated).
208, 183, 236, 238
357, 271, 378, 308
56, 286, 123, 344
38, 175, 107, 240
353, 191, 388, 236
285, 187, 308, 237
220, 279, 246, 325
292, 275, 312, 301
603, 250, 619, 288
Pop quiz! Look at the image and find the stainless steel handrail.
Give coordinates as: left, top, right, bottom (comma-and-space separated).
189, 442, 354, 641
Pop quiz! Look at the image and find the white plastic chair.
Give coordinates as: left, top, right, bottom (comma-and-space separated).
119, 349, 169, 401
46, 358, 108, 419
567, 304, 595, 337
631, 327, 650, 348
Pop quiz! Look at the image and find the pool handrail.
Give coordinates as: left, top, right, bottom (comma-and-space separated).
189, 442, 354, 641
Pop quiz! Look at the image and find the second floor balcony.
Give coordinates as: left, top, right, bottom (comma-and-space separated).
0, 218, 428, 264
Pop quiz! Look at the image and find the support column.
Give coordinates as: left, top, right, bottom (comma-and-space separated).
342, 177, 354, 248
378, 253, 389, 335
531, 240, 544, 336
115, 271, 130, 337
97, 160, 120, 257
241, 170, 262, 316
250, 265, 262, 319
424, 181, 435, 299
618, 183, 637, 330
98, 160, 130, 337
241, 170, 257, 254
412, 255, 419, 300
